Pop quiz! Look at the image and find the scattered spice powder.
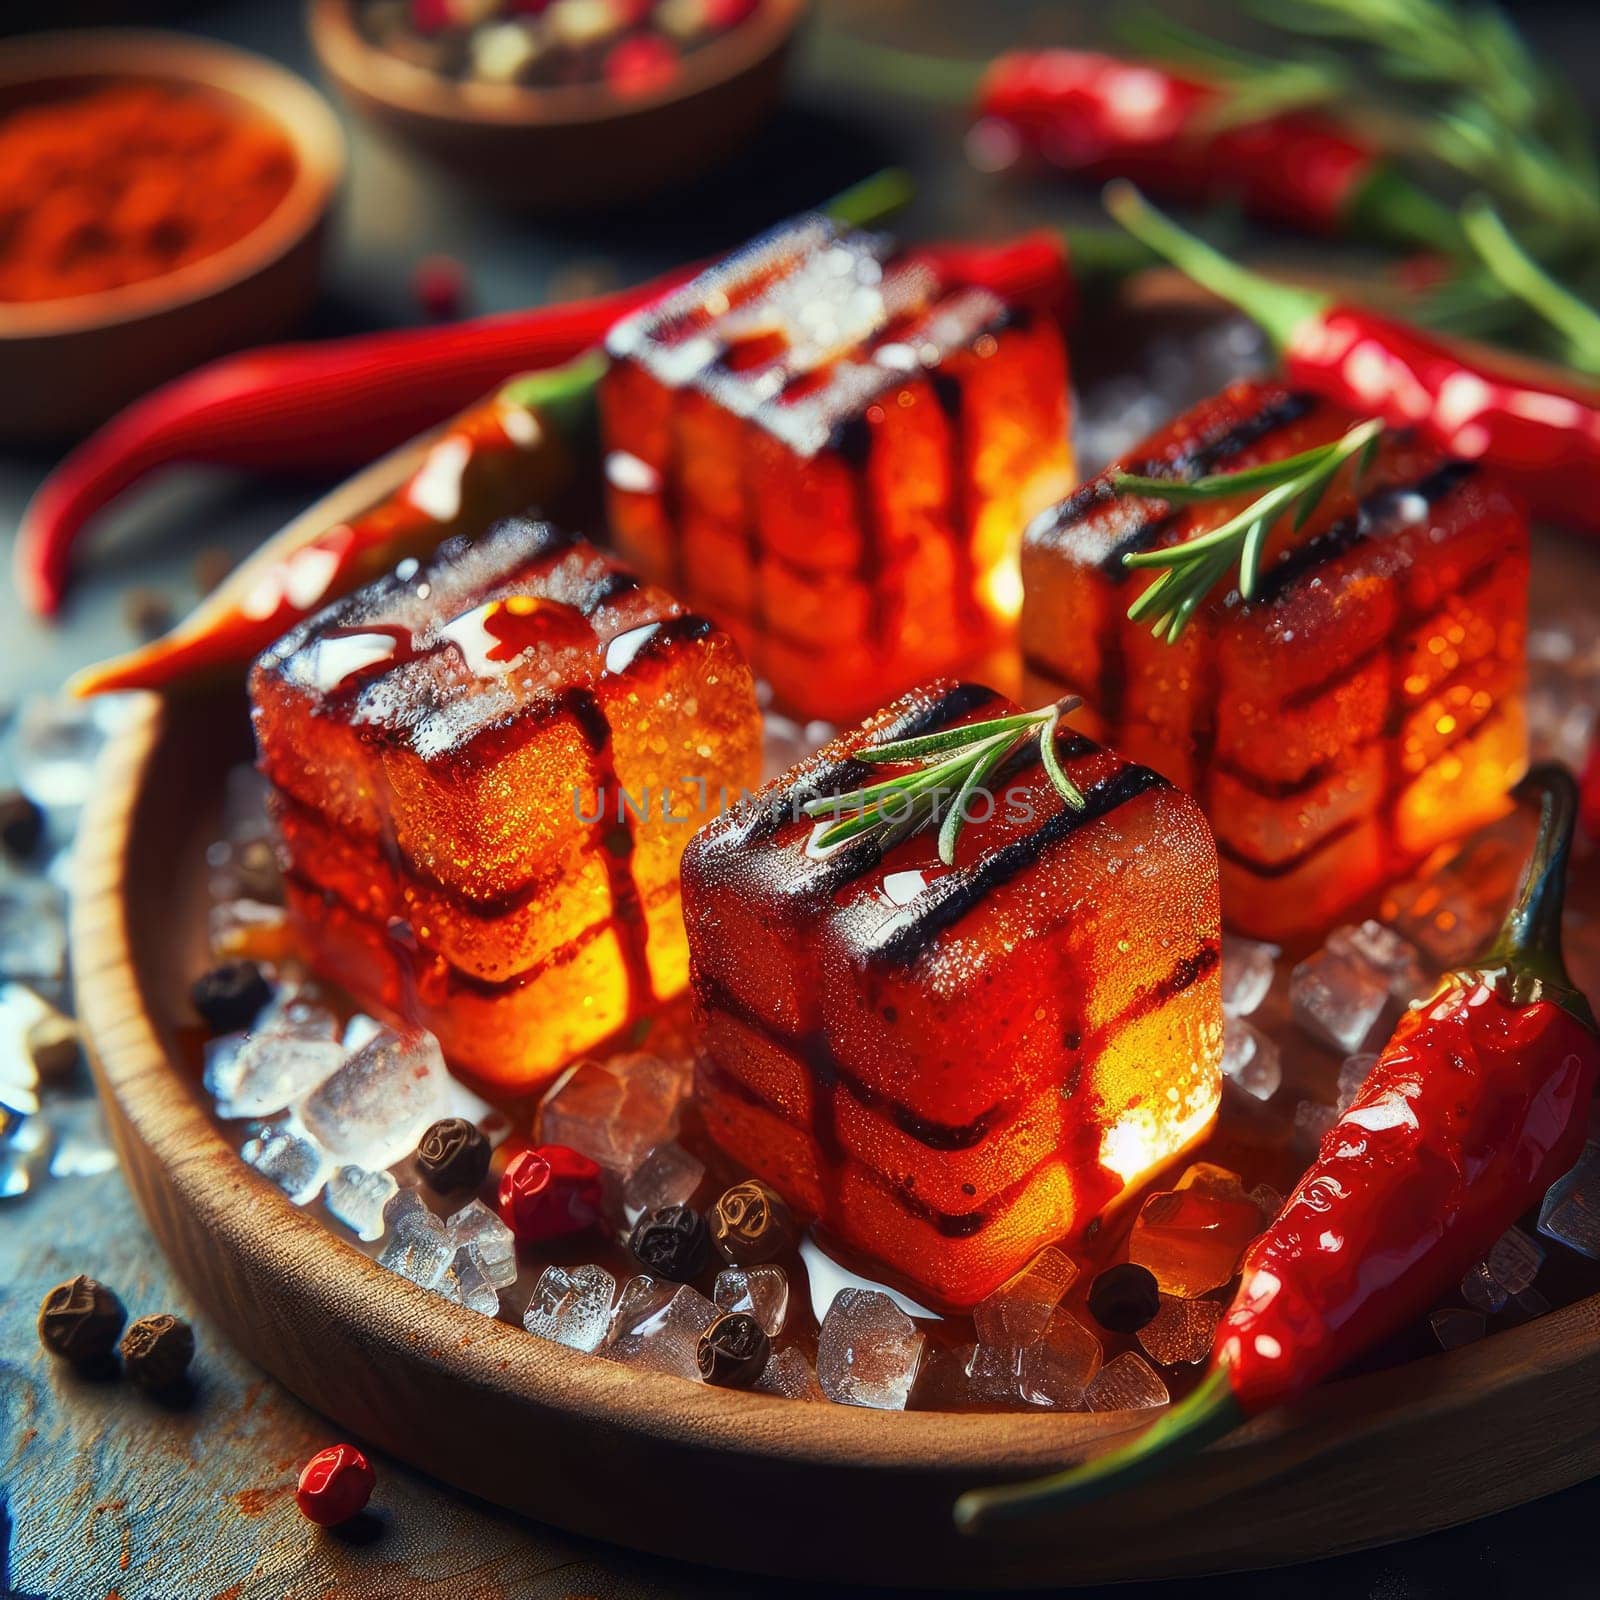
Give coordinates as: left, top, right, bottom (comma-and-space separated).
0, 83, 296, 303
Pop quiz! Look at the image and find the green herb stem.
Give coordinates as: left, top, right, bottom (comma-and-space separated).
1102, 183, 1326, 352
1116, 417, 1382, 641
803, 698, 1085, 866
1460, 198, 1600, 374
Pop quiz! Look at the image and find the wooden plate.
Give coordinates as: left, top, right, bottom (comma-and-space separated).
72, 523, 1600, 1588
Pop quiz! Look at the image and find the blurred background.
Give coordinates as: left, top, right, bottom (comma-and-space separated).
3, 3, 1600, 1596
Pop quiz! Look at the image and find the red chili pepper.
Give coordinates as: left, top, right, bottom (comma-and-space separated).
67, 355, 602, 698
1106, 183, 1600, 536
957, 765, 1599, 1529
15, 273, 695, 619
499, 1145, 604, 1245
296, 1443, 375, 1527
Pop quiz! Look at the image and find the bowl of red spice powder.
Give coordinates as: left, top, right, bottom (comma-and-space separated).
0, 31, 345, 439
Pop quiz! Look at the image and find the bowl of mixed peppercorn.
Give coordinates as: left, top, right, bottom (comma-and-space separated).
0, 30, 345, 438
308, 0, 807, 208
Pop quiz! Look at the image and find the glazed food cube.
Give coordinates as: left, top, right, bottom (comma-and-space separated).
601, 216, 1073, 723
1021, 380, 1528, 941
681, 680, 1223, 1308
251, 518, 761, 1089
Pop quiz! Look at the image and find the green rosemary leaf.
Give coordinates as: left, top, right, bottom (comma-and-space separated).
812, 698, 1086, 862
937, 730, 1021, 866
1039, 709, 1086, 811
1119, 417, 1384, 640
857, 708, 1049, 764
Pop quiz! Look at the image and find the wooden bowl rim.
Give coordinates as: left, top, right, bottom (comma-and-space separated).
0, 29, 345, 340
308, 0, 807, 130
71, 677, 1600, 1508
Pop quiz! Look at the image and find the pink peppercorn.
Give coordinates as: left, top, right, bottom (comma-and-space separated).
296, 1443, 375, 1527
499, 1144, 604, 1243
604, 34, 681, 99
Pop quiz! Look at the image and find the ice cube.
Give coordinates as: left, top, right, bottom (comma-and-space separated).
209, 898, 292, 963
1327, 921, 1429, 1002
1220, 1017, 1282, 1102
0, 1115, 55, 1200
1459, 1261, 1508, 1315
816, 1288, 924, 1411
971, 1245, 1078, 1348
0, 872, 67, 992
1484, 1226, 1544, 1296
444, 1247, 501, 1317
12, 694, 116, 812
325, 1165, 397, 1241
1220, 934, 1278, 1017
1538, 1141, 1600, 1259
204, 1029, 345, 1121
1017, 1309, 1101, 1409
1176, 1162, 1245, 1198
447, 1199, 518, 1289
622, 1142, 705, 1224
1127, 1186, 1261, 1297
1336, 1052, 1379, 1113
961, 1343, 1024, 1403
538, 1053, 688, 1179
608, 1273, 677, 1342
755, 1345, 824, 1400
300, 1025, 450, 1169
1382, 817, 1524, 969
1083, 1351, 1169, 1412
524, 1264, 618, 1352
1430, 1307, 1486, 1350
1509, 1286, 1552, 1321
1248, 1182, 1284, 1222
241, 1123, 330, 1205
377, 1197, 453, 1290
1138, 1295, 1224, 1366
342, 1013, 386, 1052
713, 1265, 789, 1337
1292, 1099, 1339, 1155
607, 1282, 719, 1378
1290, 946, 1389, 1054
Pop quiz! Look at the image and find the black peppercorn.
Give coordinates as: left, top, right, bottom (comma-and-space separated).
709, 1179, 795, 1265
696, 1312, 771, 1388
38, 1276, 126, 1367
1087, 1263, 1162, 1334
120, 1313, 195, 1392
0, 790, 43, 862
416, 1118, 490, 1193
190, 961, 271, 1034
629, 1203, 710, 1283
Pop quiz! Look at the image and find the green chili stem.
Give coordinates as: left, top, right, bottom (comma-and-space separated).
1481, 764, 1594, 1027
953, 1366, 1244, 1532
822, 167, 916, 231
1103, 182, 1328, 352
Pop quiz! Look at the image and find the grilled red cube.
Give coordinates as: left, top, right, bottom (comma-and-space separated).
252, 518, 762, 1089
681, 680, 1223, 1308
1021, 381, 1528, 941
601, 215, 1073, 723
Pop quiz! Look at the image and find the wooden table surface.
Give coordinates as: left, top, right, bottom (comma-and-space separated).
5, 2, 1600, 1595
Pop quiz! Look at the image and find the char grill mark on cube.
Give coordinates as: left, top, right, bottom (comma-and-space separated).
1021, 380, 1528, 940
252, 519, 760, 1086
602, 216, 1071, 721
683, 680, 1224, 1306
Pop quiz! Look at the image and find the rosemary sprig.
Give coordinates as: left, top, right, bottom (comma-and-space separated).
1460, 197, 1600, 375
1117, 417, 1384, 641
801, 699, 1085, 867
